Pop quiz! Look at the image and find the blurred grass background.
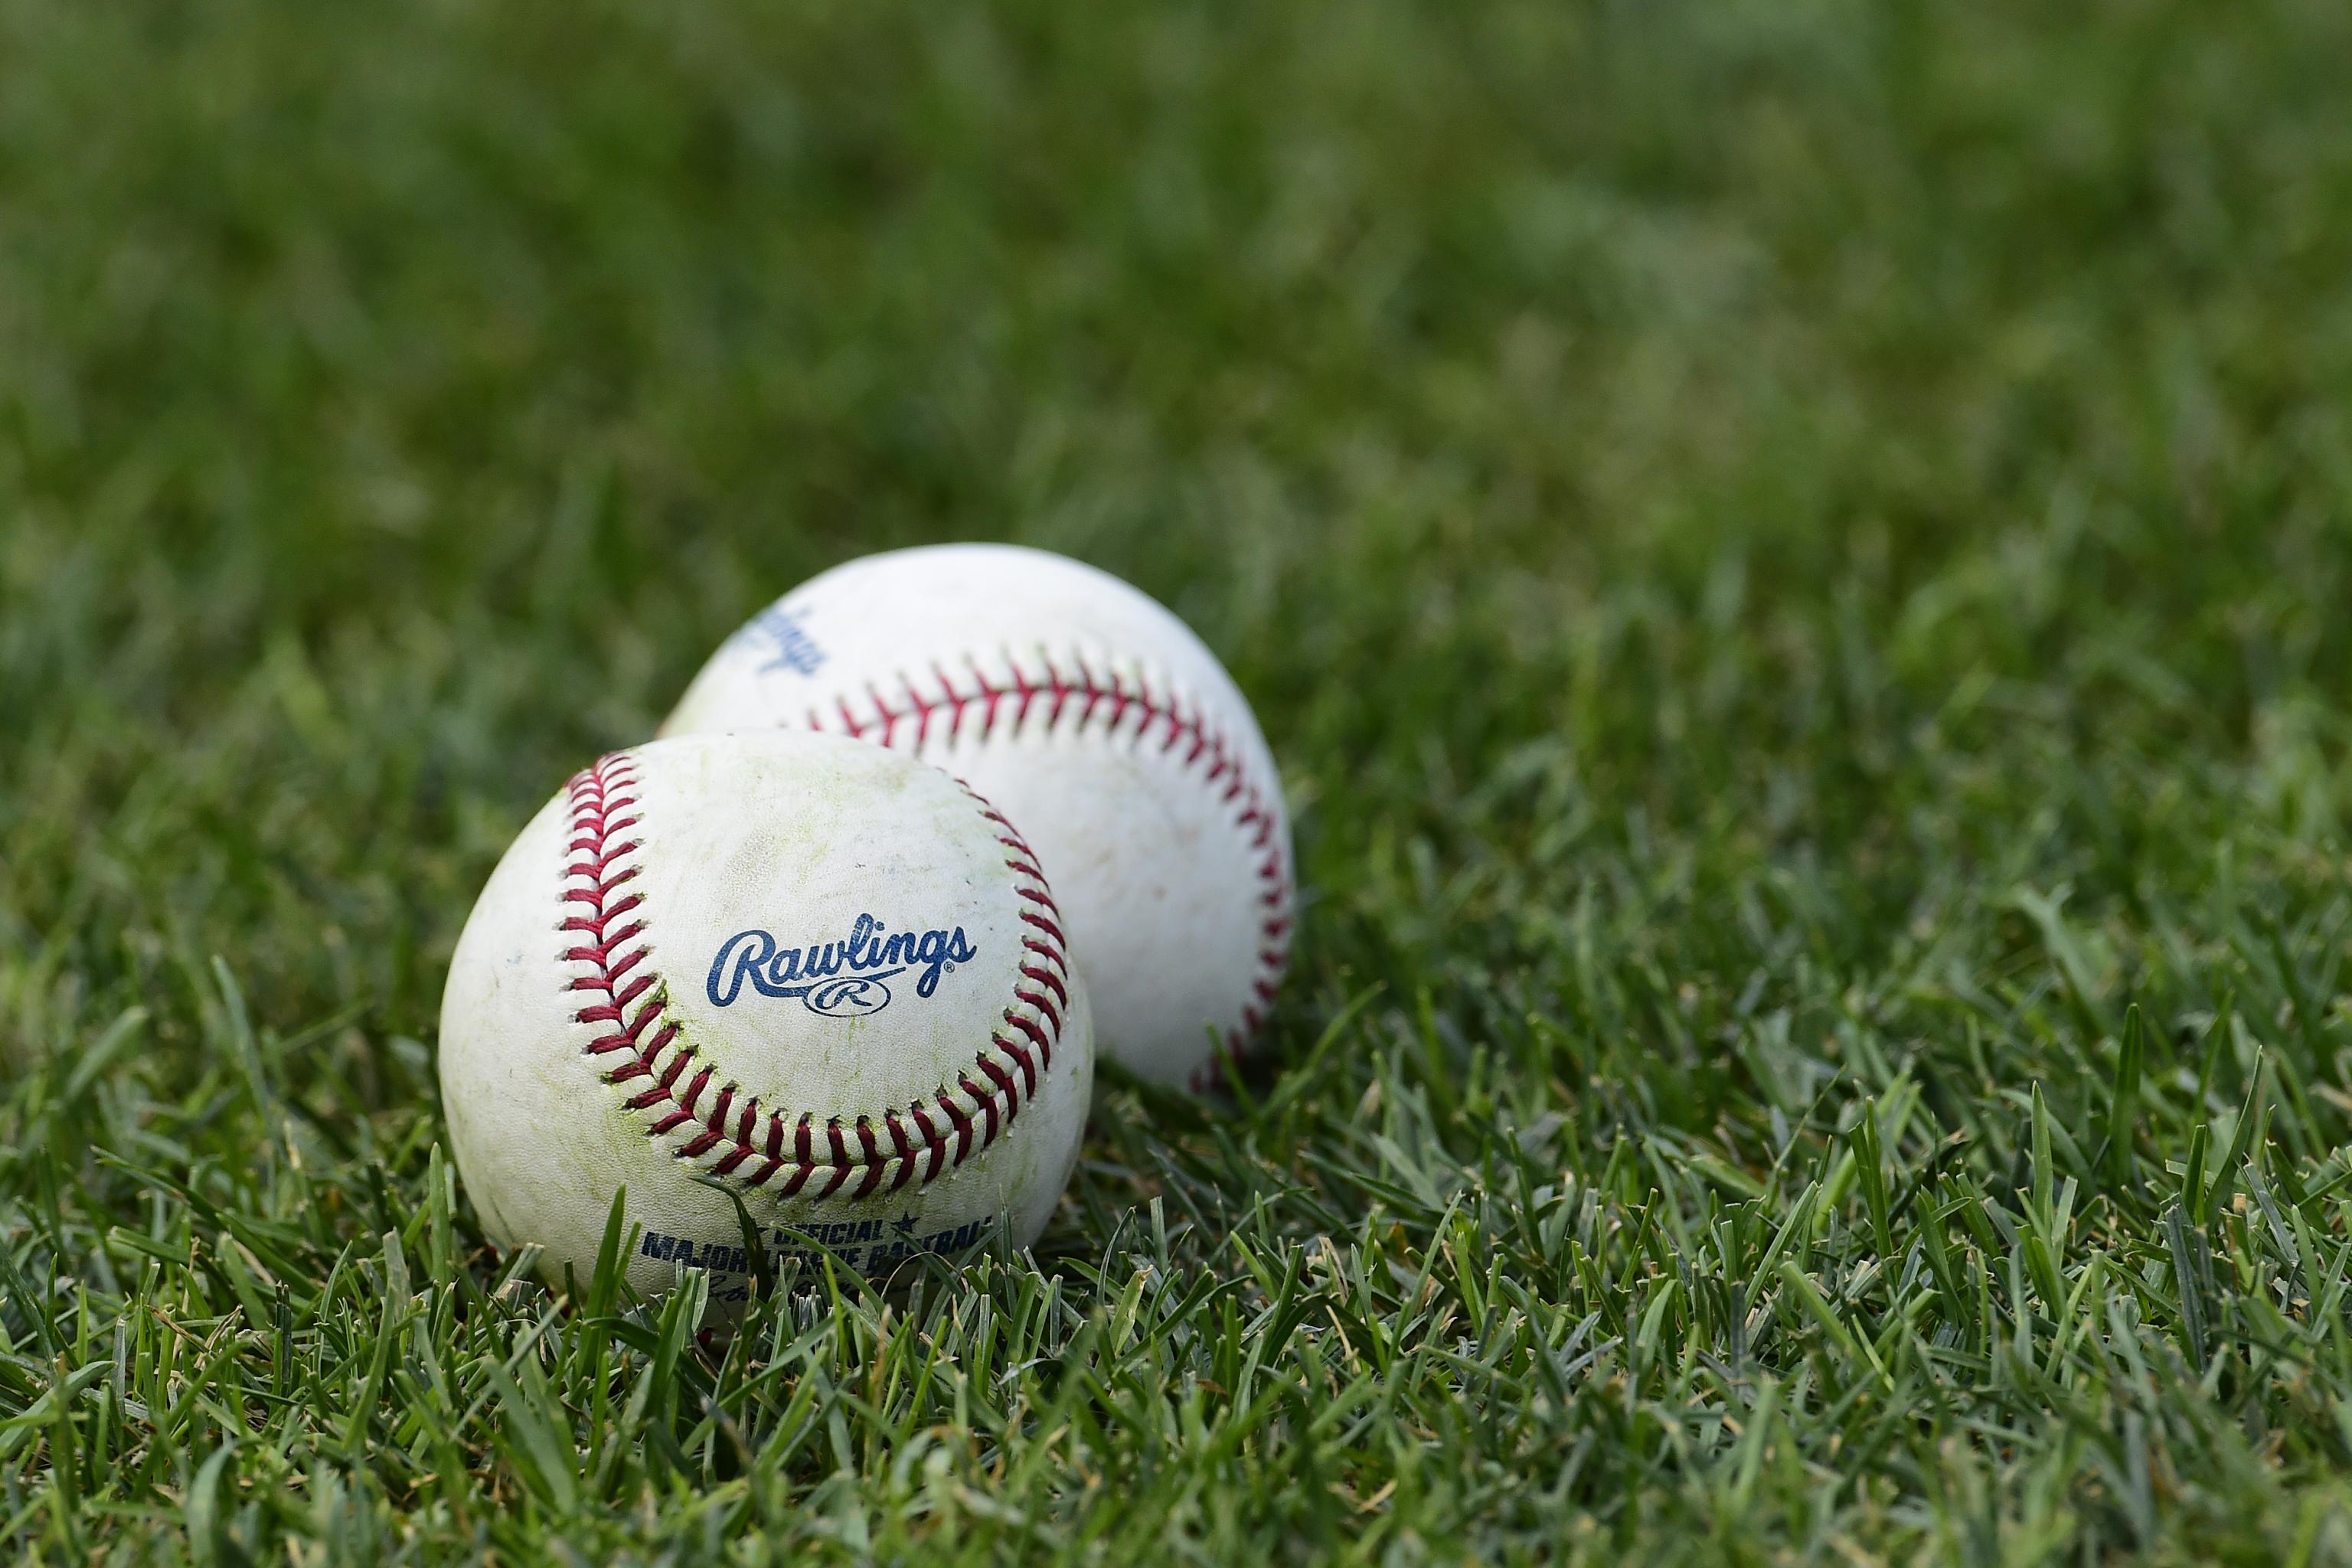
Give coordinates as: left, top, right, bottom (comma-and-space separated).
7, 0, 2352, 1560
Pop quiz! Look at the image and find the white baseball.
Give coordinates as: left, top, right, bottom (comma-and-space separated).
438, 731, 1093, 1305
662, 544, 1293, 1088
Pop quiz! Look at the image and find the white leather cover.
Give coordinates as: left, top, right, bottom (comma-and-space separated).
439, 731, 1092, 1305
662, 544, 1292, 1087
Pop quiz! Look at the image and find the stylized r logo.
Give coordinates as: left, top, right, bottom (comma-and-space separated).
805, 975, 893, 1017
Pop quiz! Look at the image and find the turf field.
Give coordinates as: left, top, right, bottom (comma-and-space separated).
7, 0, 2352, 1560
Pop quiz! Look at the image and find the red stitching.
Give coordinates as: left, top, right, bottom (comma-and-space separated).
798, 648, 1295, 1086
557, 753, 1070, 1198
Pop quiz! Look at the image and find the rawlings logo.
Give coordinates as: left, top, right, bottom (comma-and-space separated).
733, 602, 825, 676
706, 914, 977, 1017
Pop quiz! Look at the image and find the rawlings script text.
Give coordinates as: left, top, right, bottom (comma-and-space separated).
707, 914, 977, 1018
733, 602, 825, 676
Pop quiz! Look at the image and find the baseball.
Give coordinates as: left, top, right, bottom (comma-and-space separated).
438, 730, 1093, 1305
662, 544, 1293, 1088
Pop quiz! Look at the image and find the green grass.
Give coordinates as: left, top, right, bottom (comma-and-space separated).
7, 0, 2352, 1560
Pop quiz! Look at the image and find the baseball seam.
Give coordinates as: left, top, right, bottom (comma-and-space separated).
557, 753, 1070, 1200
800, 646, 1292, 1083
